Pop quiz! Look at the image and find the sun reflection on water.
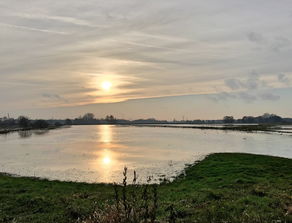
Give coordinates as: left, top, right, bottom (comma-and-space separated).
88, 125, 132, 182
100, 125, 112, 143
90, 125, 121, 181
99, 125, 114, 166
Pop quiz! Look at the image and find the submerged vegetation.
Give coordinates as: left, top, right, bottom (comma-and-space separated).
0, 153, 291, 223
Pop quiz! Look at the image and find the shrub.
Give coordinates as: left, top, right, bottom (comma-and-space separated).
18, 116, 30, 128
78, 167, 160, 223
32, 120, 49, 129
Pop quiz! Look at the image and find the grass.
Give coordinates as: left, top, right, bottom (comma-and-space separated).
0, 153, 291, 223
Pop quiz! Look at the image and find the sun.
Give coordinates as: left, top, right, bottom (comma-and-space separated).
103, 156, 111, 164
101, 81, 112, 91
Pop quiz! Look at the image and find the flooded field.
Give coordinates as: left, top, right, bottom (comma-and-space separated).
0, 125, 291, 183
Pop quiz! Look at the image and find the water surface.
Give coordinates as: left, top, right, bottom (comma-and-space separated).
0, 125, 291, 183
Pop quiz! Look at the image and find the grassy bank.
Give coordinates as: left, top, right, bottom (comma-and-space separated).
0, 153, 291, 223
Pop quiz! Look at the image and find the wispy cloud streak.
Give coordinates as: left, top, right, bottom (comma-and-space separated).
0, 22, 68, 35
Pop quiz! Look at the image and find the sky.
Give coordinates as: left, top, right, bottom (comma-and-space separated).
0, 0, 292, 120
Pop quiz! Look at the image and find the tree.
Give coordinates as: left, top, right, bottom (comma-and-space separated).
105, 115, 117, 124
0, 117, 16, 128
32, 120, 49, 129
259, 113, 283, 123
82, 113, 95, 120
18, 116, 30, 128
223, 116, 235, 124
65, 119, 72, 125
241, 116, 256, 123
54, 122, 62, 127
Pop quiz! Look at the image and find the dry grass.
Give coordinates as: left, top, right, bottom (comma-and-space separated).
77, 167, 163, 223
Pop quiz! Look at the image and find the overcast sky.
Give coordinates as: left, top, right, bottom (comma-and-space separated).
1, 0, 291, 119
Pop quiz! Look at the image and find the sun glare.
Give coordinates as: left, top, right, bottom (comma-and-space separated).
101, 81, 112, 91
103, 156, 111, 164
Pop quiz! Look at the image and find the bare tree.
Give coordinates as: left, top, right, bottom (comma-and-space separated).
82, 113, 95, 120
223, 116, 235, 124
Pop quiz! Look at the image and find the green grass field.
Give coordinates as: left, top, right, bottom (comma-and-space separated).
0, 153, 291, 223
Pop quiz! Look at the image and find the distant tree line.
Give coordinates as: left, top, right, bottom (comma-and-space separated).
0, 116, 62, 129
72, 113, 121, 125
1, 113, 291, 129
223, 113, 287, 124
70, 112, 291, 125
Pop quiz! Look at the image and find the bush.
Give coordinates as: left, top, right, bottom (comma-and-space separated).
32, 120, 49, 129
18, 116, 30, 128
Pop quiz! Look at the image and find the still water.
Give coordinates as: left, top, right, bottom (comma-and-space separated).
0, 125, 291, 183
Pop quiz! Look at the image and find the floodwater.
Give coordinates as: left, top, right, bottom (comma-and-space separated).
0, 125, 291, 183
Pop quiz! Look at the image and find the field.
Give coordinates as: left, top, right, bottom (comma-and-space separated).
0, 153, 291, 223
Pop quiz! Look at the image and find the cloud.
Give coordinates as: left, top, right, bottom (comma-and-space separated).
11, 13, 103, 28
224, 79, 242, 90
237, 92, 257, 103
207, 92, 236, 102
278, 73, 290, 84
243, 71, 262, 90
42, 93, 67, 101
207, 91, 257, 103
0, 22, 68, 35
247, 32, 264, 43
1, 0, 292, 117
247, 32, 291, 53
271, 37, 290, 52
260, 92, 280, 101
225, 71, 265, 91
221, 72, 281, 103
208, 90, 280, 103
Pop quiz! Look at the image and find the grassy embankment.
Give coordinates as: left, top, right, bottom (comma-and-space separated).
0, 153, 291, 223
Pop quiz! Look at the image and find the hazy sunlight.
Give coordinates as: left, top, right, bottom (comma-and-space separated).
101, 81, 112, 91
103, 156, 111, 164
